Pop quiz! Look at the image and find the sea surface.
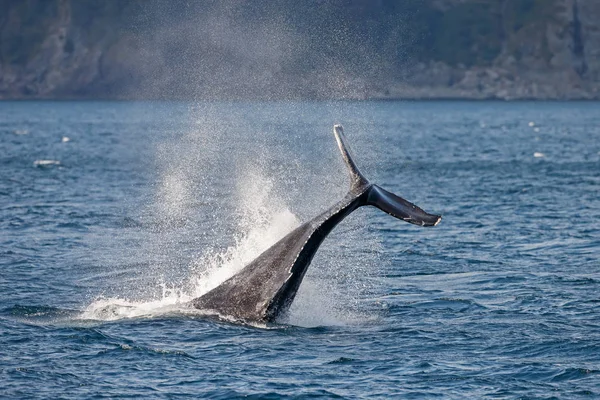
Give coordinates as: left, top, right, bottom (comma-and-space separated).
1, 101, 599, 399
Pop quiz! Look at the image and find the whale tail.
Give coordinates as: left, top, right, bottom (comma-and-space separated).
191, 125, 440, 323
333, 124, 441, 227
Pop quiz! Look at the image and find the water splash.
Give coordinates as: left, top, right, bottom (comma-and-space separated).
156, 170, 191, 224
189, 168, 300, 296
80, 112, 377, 326
80, 284, 190, 321
81, 168, 300, 322
80, 166, 375, 325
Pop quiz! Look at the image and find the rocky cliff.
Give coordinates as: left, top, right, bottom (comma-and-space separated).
1, 0, 598, 100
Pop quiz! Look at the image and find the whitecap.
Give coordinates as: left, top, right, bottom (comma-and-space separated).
533, 152, 545, 158
61, 136, 70, 142
33, 160, 61, 167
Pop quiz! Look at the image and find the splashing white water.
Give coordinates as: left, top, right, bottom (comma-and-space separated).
81, 168, 300, 321
189, 167, 300, 295
81, 117, 378, 325
80, 284, 191, 321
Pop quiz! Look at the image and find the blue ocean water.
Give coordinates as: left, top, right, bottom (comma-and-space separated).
1, 100, 599, 398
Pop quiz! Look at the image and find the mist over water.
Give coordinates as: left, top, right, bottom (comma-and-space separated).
120, 1, 419, 100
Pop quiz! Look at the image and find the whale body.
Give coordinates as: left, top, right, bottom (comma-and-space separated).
192, 125, 441, 322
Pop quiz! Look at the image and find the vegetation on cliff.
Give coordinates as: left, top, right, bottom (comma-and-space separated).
0, 0, 598, 99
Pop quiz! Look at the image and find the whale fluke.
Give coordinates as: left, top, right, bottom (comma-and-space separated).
333, 124, 441, 227
333, 124, 368, 191
191, 125, 441, 322
368, 185, 441, 226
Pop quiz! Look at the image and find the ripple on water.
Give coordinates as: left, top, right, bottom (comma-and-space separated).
2, 101, 600, 398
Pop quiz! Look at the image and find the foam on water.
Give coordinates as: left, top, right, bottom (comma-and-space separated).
80, 290, 186, 321
33, 159, 61, 167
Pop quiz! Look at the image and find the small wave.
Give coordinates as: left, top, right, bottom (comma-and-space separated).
409, 298, 487, 312
1, 305, 80, 325
118, 216, 143, 228
550, 367, 599, 382
327, 357, 356, 364
33, 159, 61, 167
56, 222, 88, 230
99, 343, 195, 359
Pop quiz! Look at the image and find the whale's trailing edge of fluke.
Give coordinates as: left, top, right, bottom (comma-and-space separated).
367, 184, 442, 226
192, 125, 441, 323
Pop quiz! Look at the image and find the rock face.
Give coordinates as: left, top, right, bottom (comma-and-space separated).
388, 0, 600, 100
0, 0, 598, 100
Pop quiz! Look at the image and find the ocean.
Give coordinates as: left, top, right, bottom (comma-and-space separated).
1, 100, 599, 398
